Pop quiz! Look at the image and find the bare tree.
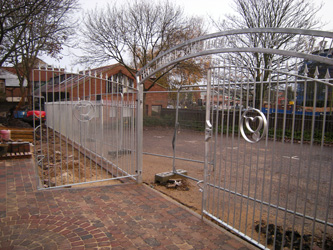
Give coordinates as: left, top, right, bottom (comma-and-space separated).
80, 0, 206, 90
5, 0, 78, 108
211, 0, 322, 107
214, 0, 321, 78
0, 0, 59, 67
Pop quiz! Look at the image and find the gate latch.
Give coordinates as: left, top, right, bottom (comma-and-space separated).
197, 180, 204, 192
205, 120, 212, 142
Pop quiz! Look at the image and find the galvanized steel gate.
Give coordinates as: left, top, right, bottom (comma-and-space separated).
203, 64, 332, 249
137, 28, 333, 249
33, 68, 139, 188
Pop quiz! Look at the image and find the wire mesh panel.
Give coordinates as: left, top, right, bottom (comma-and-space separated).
142, 88, 207, 181
203, 64, 333, 249
33, 68, 138, 188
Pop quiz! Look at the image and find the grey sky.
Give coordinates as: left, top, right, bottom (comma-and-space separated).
40, 0, 333, 69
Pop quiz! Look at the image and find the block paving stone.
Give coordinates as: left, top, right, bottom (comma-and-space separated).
0, 158, 258, 249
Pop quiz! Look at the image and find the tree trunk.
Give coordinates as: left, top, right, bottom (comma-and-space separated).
15, 87, 27, 111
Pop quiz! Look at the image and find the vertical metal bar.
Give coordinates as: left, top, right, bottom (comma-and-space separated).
32, 69, 37, 188
211, 67, 220, 217
230, 65, 238, 228
71, 72, 74, 184
88, 71, 92, 181
309, 80, 318, 249
65, 71, 69, 185
272, 69, 280, 249
115, 81, 119, 178
131, 87, 135, 176
115, 84, 119, 178
244, 69, 253, 236
311, 82, 328, 250
264, 70, 273, 248
217, 66, 226, 222
280, 76, 291, 249
252, 72, 263, 241
258, 68, 271, 246
221, 66, 229, 224
52, 67, 56, 186
202, 68, 212, 218
120, 92, 124, 177
122, 85, 126, 175
38, 68, 43, 187
209, 68, 215, 215
94, 73, 97, 181
293, 76, 308, 250
101, 74, 105, 179
290, 75, 303, 249
120, 93, 124, 152
235, 66, 243, 231
172, 88, 181, 173
238, 68, 248, 232
46, 68, 50, 187
111, 75, 115, 176
225, 65, 232, 225
136, 75, 143, 183
83, 73, 87, 183
77, 72, 81, 183
58, 69, 62, 186
288, 70, 299, 250
322, 84, 332, 250
125, 79, 130, 176
300, 80, 317, 249
207, 71, 215, 214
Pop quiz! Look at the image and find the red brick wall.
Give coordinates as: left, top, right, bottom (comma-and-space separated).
5, 87, 27, 101
144, 83, 168, 116
68, 65, 168, 116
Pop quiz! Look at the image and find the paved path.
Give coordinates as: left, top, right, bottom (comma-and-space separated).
0, 158, 257, 250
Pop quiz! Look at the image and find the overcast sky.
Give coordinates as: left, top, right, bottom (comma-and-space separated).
40, 0, 333, 69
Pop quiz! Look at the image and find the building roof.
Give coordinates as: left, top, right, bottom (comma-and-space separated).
1, 64, 64, 83
40, 64, 127, 93
36, 63, 166, 94
0, 68, 27, 87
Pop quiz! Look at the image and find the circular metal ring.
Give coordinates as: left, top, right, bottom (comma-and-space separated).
240, 108, 268, 143
73, 101, 95, 122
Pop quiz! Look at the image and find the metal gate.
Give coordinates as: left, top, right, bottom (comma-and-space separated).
203, 64, 332, 249
33, 68, 139, 189
136, 28, 333, 249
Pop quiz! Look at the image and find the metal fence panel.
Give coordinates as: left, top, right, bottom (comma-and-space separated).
135, 28, 333, 250
33, 68, 138, 189
203, 65, 333, 249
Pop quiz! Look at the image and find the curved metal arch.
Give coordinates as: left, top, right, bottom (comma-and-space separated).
136, 28, 333, 84
209, 64, 333, 87
138, 47, 333, 84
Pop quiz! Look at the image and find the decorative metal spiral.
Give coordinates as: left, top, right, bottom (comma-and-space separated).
240, 108, 268, 143
73, 101, 95, 122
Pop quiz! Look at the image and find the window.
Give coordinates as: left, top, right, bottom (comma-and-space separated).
107, 72, 134, 94
107, 73, 123, 93
152, 105, 162, 116
128, 78, 134, 88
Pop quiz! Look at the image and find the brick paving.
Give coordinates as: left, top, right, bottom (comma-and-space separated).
0, 158, 258, 250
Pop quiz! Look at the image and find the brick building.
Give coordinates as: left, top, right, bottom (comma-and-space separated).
0, 67, 28, 104
39, 64, 168, 116
0, 59, 63, 105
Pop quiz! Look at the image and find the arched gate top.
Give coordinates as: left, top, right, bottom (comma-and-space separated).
136, 28, 333, 84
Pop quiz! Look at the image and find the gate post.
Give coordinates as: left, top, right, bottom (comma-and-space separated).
202, 68, 212, 217
136, 76, 143, 184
